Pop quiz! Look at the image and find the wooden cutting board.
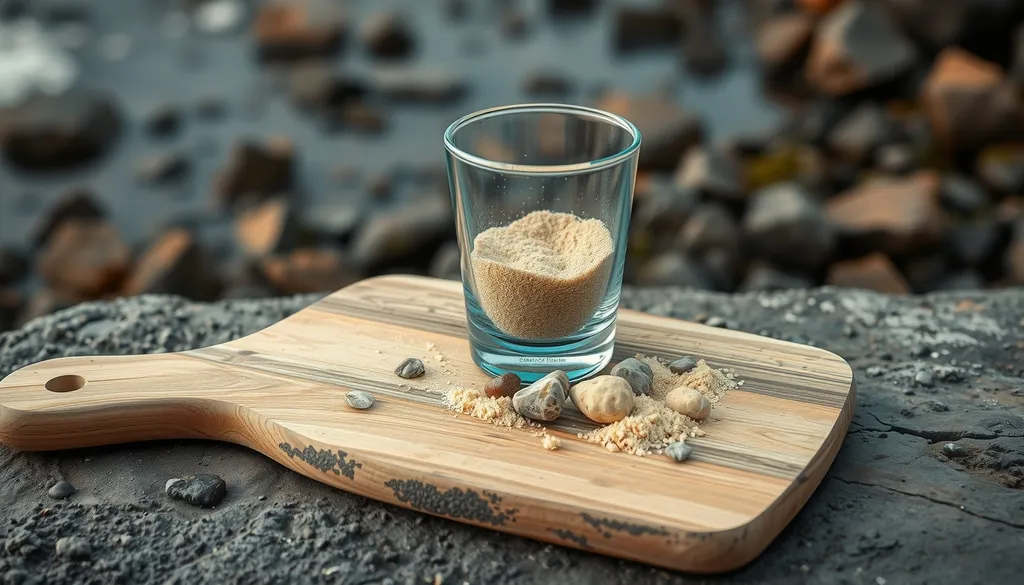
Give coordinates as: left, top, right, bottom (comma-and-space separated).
0, 275, 855, 574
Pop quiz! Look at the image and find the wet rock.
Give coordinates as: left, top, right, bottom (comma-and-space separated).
144, 104, 181, 138
252, 0, 346, 61
351, 196, 453, 269
629, 176, 699, 248
665, 441, 693, 462
513, 370, 566, 422
0, 90, 123, 171
259, 248, 356, 295
137, 151, 190, 185
921, 47, 1024, 156
805, 1, 917, 96
214, 137, 295, 208
874, 143, 916, 175
668, 356, 698, 375
38, 219, 130, 297
826, 103, 899, 165
484, 373, 520, 399
370, 66, 467, 104
610, 358, 653, 396
360, 12, 415, 60
915, 370, 934, 387
826, 253, 911, 294
739, 263, 814, 292
346, 390, 375, 410
826, 172, 946, 256
612, 5, 681, 53
428, 241, 461, 281
234, 197, 306, 258
755, 12, 814, 73
665, 386, 710, 420
975, 145, 1024, 196
943, 442, 969, 458
47, 480, 76, 499
0, 247, 26, 286
635, 252, 713, 289
569, 376, 634, 424
594, 91, 702, 171
939, 174, 989, 214
522, 70, 574, 98
54, 536, 91, 560
678, 203, 741, 289
123, 228, 221, 301
674, 146, 745, 202
743, 182, 835, 273
394, 357, 425, 379
165, 474, 227, 508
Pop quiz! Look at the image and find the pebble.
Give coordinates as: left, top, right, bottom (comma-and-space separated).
665, 442, 693, 462
165, 473, 227, 508
512, 370, 567, 422
483, 373, 520, 399
47, 480, 76, 499
54, 536, 91, 560
569, 376, 635, 424
346, 390, 375, 410
914, 370, 934, 387
394, 357, 425, 379
942, 443, 969, 458
610, 358, 652, 396
705, 316, 727, 328
665, 386, 711, 420
668, 356, 698, 374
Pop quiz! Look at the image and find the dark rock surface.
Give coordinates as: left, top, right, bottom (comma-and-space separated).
1, 286, 1022, 584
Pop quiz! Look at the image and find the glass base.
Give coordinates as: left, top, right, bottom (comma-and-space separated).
466, 315, 616, 384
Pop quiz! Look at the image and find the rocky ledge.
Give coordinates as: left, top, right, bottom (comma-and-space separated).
0, 286, 1022, 585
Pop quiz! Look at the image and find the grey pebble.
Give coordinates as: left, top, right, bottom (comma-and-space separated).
55, 536, 91, 560
610, 358, 652, 396
512, 370, 566, 421
705, 316, 727, 328
942, 443, 969, 458
47, 480, 76, 499
665, 442, 693, 462
346, 390, 375, 410
165, 473, 226, 508
668, 356, 698, 374
915, 370, 934, 386
394, 357, 425, 379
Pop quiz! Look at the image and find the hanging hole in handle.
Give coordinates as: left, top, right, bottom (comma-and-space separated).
45, 375, 87, 393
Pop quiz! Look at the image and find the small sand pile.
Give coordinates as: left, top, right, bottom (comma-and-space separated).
577, 355, 738, 456
470, 210, 614, 339
443, 386, 534, 430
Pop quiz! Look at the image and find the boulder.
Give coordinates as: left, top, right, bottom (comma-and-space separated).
123, 228, 221, 301
37, 219, 131, 297
743, 182, 835, 272
252, 0, 346, 61
594, 91, 702, 171
827, 252, 911, 294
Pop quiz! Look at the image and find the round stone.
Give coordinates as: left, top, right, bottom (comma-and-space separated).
942, 442, 969, 458
483, 372, 521, 399
394, 357, 425, 379
512, 370, 566, 421
346, 390, 376, 410
665, 442, 693, 462
665, 386, 711, 420
569, 376, 635, 424
610, 358, 653, 396
47, 480, 76, 499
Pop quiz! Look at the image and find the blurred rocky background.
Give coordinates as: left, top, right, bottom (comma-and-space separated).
1, 0, 1023, 334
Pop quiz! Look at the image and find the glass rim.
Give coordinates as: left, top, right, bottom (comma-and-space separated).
443, 103, 642, 176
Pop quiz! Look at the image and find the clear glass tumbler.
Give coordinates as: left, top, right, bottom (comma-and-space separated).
443, 103, 641, 384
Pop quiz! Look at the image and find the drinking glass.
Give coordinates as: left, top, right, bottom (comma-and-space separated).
443, 103, 641, 383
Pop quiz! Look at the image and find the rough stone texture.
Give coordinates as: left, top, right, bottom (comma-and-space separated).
1, 287, 1023, 584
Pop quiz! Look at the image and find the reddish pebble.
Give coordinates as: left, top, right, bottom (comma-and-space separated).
484, 373, 521, 399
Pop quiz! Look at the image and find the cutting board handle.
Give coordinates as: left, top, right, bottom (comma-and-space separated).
0, 352, 260, 452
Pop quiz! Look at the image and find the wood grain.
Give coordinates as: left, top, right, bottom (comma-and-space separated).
0, 275, 855, 574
